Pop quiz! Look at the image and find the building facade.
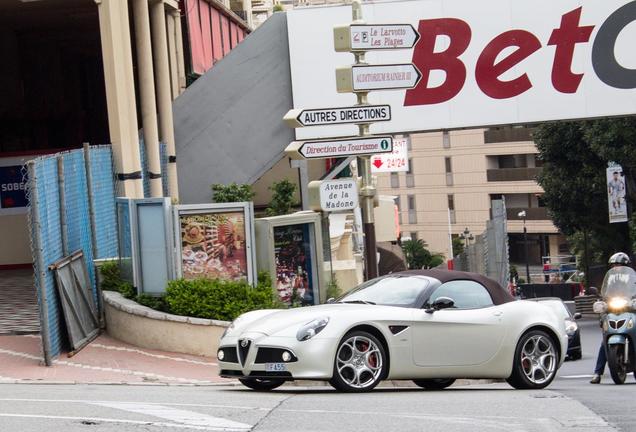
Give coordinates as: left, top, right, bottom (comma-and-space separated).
375, 127, 567, 267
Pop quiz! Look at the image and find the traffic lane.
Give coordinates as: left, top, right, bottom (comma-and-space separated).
0, 383, 615, 432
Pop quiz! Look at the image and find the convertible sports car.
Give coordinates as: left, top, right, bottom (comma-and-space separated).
218, 270, 568, 392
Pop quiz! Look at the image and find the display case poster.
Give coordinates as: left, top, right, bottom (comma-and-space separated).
0, 165, 27, 210
274, 223, 314, 306
606, 164, 628, 224
179, 212, 248, 281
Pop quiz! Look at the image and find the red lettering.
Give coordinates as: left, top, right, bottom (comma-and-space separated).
404, 19, 471, 106
548, 7, 594, 93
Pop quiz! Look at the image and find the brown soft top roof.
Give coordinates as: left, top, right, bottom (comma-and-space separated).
396, 269, 515, 306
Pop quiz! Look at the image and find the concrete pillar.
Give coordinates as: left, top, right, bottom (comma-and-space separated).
166, 12, 180, 100
151, 0, 179, 200
132, 0, 163, 197
95, 0, 144, 198
171, 9, 187, 95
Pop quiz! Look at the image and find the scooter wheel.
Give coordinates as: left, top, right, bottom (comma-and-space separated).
607, 345, 627, 385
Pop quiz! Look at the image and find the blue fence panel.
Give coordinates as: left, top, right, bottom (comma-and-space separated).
160, 142, 168, 197
32, 157, 64, 359
139, 135, 150, 198
90, 147, 118, 259
62, 151, 96, 302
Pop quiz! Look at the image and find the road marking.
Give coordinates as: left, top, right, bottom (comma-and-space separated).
89, 343, 218, 366
0, 413, 239, 431
559, 374, 594, 379
0, 398, 269, 412
0, 348, 42, 361
92, 401, 251, 430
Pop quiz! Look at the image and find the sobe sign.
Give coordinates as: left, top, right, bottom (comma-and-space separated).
287, 0, 636, 140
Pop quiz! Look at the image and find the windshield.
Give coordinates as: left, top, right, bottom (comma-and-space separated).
601, 266, 636, 299
338, 276, 430, 307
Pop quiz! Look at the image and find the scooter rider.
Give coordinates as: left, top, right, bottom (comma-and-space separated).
590, 252, 632, 384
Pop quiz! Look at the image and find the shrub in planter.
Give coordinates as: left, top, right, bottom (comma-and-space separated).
99, 261, 136, 300
165, 272, 282, 321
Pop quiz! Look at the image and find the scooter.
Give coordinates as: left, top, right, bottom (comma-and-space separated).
593, 266, 636, 384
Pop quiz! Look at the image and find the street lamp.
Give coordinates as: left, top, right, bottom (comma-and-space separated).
518, 210, 530, 283
459, 227, 474, 247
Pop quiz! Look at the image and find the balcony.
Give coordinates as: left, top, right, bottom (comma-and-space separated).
507, 207, 550, 221
484, 127, 536, 143
487, 167, 542, 182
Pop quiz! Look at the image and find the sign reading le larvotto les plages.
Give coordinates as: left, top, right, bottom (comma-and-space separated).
288, 0, 636, 139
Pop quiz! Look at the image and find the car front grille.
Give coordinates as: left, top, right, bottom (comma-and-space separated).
218, 347, 238, 363
255, 348, 298, 363
238, 339, 251, 366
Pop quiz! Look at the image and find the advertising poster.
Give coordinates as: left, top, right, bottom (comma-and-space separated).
179, 211, 248, 281
273, 224, 315, 306
607, 165, 628, 224
0, 165, 28, 214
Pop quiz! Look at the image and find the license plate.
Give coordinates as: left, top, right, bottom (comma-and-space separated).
265, 363, 287, 372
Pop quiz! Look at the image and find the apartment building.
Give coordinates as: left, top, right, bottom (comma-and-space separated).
375, 127, 568, 267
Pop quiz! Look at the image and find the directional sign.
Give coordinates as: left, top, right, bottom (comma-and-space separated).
308, 179, 359, 212
286, 136, 393, 160
336, 63, 421, 93
334, 24, 420, 52
284, 105, 391, 128
370, 138, 409, 173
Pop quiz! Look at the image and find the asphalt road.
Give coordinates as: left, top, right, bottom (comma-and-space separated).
0, 318, 633, 432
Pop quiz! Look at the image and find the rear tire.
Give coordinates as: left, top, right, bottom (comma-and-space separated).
329, 331, 387, 392
412, 378, 456, 390
238, 378, 285, 391
607, 345, 627, 385
506, 330, 558, 390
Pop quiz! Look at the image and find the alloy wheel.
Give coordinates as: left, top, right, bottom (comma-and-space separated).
520, 334, 557, 385
336, 335, 383, 389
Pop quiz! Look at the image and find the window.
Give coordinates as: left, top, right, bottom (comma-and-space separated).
406, 158, 414, 188
447, 194, 456, 224
390, 172, 400, 188
427, 280, 494, 309
408, 194, 417, 224
442, 131, 450, 149
445, 157, 453, 186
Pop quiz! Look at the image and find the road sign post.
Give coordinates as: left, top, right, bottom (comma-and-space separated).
285, 136, 393, 160
284, 105, 391, 128
333, 24, 420, 51
336, 63, 421, 93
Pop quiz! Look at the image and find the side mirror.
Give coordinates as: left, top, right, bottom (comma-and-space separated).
326, 297, 336, 304
425, 296, 455, 313
573, 312, 582, 320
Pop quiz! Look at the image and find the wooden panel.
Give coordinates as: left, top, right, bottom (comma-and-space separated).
198, 0, 213, 72
186, 0, 206, 75
210, 7, 223, 62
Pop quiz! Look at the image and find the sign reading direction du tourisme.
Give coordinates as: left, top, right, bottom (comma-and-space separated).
285, 136, 393, 160
284, 105, 391, 128
333, 24, 420, 51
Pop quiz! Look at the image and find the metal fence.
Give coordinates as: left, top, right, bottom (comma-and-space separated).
27, 145, 118, 365
453, 199, 510, 288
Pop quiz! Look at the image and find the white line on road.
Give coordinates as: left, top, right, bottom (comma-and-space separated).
92, 402, 252, 430
0, 413, 242, 431
559, 375, 594, 379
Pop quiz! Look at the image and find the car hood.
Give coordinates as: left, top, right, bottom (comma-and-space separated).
235, 303, 399, 337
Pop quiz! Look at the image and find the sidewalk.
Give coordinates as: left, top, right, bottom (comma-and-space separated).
0, 333, 231, 385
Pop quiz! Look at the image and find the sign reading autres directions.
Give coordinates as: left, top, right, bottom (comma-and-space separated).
285, 136, 393, 160
284, 105, 391, 128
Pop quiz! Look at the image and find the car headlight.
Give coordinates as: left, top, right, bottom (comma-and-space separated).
608, 297, 629, 312
565, 319, 578, 336
296, 317, 329, 341
593, 301, 607, 314
628, 319, 634, 330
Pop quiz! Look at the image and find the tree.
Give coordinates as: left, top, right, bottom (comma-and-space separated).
452, 236, 464, 257
534, 118, 636, 264
401, 239, 444, 269
211, 183, 255, 203
273, 3, 284, 12
266, 179, 297, 216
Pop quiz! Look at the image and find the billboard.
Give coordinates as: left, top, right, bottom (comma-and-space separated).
287, 0, 636, 140
607, 164, 628, 223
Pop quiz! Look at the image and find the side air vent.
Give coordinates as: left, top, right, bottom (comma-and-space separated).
389, 325, 409, 335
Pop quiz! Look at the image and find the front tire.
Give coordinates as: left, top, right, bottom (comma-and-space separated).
238, 378, 284, 391
329, 331, 387, 392
412, 378, 456, 390
607, 344, 627, 385
506, 330, 558, 390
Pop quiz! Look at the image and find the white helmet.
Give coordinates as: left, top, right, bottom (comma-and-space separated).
609, 252, 631, 266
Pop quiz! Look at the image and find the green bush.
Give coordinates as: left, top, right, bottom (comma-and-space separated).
136, 293, 168, 312
165, 274, 282, 321
99, 261, 136, 300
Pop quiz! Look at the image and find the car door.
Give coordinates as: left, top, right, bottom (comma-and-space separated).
411, 280, 507, 367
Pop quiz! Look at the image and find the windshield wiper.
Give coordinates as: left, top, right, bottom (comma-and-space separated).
339, 300, 376, 305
